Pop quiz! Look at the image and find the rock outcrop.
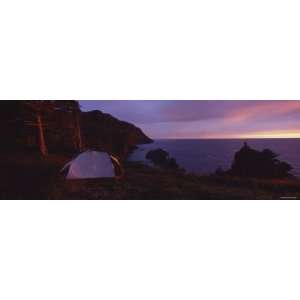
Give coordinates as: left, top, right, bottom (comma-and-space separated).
81, 110, 153, 159
227, 142, 293, 179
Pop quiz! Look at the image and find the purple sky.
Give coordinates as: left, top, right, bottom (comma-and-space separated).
79, 101, 300, 139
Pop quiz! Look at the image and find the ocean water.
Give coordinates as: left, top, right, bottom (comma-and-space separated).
128, 139, 300, 176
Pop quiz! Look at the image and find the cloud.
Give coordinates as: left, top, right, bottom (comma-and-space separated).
79, 100, 300, 138
224, 101, 300, 124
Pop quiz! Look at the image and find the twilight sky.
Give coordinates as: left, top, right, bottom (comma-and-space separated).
79, 101, 300, 139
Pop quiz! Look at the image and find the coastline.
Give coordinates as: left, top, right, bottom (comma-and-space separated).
130, 139, 300, 177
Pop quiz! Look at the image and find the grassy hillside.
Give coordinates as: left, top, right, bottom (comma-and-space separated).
1, 154, 299, 200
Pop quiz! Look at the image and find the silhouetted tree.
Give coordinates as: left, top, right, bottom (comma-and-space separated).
146, 148, 169, 165
229, 142, 293, 178
53, 101, 83, 151
146, 148, 179, 170
23, 101, 57, 156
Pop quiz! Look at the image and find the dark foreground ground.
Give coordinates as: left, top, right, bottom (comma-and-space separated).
1, 154, 300, 200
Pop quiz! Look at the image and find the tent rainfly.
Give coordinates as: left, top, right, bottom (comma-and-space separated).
61, 151, 123, 179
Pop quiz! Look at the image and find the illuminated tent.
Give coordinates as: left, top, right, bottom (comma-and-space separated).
61, 150, 123, 179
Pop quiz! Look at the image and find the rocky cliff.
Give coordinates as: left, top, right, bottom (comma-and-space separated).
81, 110, 152, 159
0, 101, 152, 159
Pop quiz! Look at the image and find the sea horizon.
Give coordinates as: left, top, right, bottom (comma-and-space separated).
151, 137, 300, 141
131, 138, 300, 176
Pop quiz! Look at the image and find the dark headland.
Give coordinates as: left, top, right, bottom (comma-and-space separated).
1, 101, 299, 200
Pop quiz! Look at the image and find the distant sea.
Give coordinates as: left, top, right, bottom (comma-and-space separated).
128, 139, 300, 176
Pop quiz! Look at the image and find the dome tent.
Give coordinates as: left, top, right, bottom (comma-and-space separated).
61, 150, 123, 179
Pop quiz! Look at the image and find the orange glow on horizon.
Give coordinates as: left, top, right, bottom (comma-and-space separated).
236, 130, 300, 139
166, 129, 300, 139
204, 129, 300, 139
